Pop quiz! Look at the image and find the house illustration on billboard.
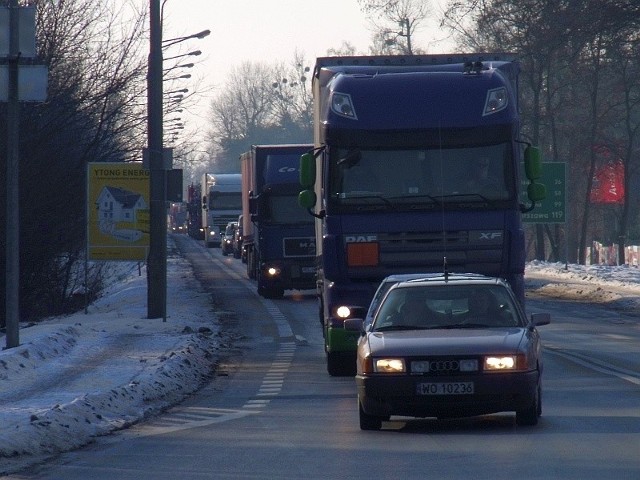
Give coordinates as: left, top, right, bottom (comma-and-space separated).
95, 185, 147, 242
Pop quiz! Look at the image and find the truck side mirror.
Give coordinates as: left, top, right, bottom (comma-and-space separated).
300, 153, 316, 188
298, 189, 316, 209
527, 182, 546, 203
524, 146, 542, 180
520, 145, 546, 213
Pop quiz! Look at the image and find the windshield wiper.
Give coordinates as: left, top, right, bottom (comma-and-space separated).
440, 323, 493, 329
342, 194, 397, 210
433, 193, 501, 206
386, 194, 441, 204
374, 324, 435, 332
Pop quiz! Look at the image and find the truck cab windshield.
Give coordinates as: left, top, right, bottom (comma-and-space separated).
328, 145, 513, 210
265, 194, 314, 225
209, 193, 242, 210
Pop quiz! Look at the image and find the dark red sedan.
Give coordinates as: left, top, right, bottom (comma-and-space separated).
345, 273, 551, 430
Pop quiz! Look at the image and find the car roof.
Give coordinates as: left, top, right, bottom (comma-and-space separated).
393, 273, 508, 289
379, 273, 443, 283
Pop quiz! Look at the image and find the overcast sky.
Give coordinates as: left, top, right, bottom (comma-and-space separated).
157, 0, 454, 140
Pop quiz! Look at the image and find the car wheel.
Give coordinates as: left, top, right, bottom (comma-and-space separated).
359, 399, 382, 431
516, 383, 541, 426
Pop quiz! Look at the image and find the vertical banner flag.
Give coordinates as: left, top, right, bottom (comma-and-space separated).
590, 161, 625, 204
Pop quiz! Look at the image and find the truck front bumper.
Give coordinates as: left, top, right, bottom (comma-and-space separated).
259, 259, 316, 291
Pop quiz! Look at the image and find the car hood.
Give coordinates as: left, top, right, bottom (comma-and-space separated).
366, 328, 527, 356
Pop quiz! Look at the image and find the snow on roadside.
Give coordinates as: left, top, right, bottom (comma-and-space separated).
0, 240, 223, 473
526, 260, 640, 313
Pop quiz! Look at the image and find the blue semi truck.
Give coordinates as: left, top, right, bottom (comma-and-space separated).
299, 54, 546, 375
241, 144, 316, 299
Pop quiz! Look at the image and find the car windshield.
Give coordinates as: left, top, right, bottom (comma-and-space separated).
372, 284, 522, 331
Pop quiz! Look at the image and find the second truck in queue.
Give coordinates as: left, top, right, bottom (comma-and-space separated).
201, 173, 242, 248
299, 54, 546, 375
241, 144, 316, 299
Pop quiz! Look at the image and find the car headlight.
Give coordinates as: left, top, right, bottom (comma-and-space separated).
484, 355, 524, 371
374, 358, 406, 373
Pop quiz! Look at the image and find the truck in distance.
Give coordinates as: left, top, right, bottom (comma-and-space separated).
201, 173, 242, 248
241, 144, 316, 299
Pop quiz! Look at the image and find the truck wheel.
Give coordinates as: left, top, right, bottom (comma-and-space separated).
269, 288, 284, 299
326, 352, 355, 376
260, 287, 284, 299
327, 352, 342, 376
247, 250, 256, 279
257, 270, 284, 298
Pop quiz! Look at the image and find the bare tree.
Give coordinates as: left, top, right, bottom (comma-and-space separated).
208, 62, 276, 145
358, 0, 431, 54
441, 0, 640, 264
326, 41, 359, 57
206, 56, 314, 171
272, 51, 313, 140
1, 0, 150, 322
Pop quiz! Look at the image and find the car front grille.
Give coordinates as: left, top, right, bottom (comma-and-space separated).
409, 357, 477, 376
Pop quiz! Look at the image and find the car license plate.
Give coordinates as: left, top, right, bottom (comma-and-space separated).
417, 382, 474, 395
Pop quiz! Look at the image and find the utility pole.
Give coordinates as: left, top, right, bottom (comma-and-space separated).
147, 0, 167, 319
4, 0, 20, 348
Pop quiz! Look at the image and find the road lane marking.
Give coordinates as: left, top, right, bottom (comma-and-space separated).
546, 346, 640, 386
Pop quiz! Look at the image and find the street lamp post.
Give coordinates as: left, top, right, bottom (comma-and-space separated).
164, 50, 202, 61
162, 29, 210, 48
147, 0, 166, 320
146, 8, 209, 320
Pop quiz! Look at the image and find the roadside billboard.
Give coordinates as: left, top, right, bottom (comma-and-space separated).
87, 163, 150, 261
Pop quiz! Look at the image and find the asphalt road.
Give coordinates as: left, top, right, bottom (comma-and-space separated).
9, 235, 640, 480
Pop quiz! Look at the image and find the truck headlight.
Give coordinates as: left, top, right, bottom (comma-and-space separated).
331, 92, 357, 119
483, 87, 508, 116
266, 266, 281, 277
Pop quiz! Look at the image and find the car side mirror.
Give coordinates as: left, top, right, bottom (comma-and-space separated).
343, 318, 365, 333
529, 312, 550, 327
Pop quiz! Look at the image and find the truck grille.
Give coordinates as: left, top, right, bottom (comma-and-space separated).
283, 237, 316, 257
348, 230, 504, 274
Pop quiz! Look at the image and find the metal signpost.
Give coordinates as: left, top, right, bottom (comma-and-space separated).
1, 4, 47, 349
